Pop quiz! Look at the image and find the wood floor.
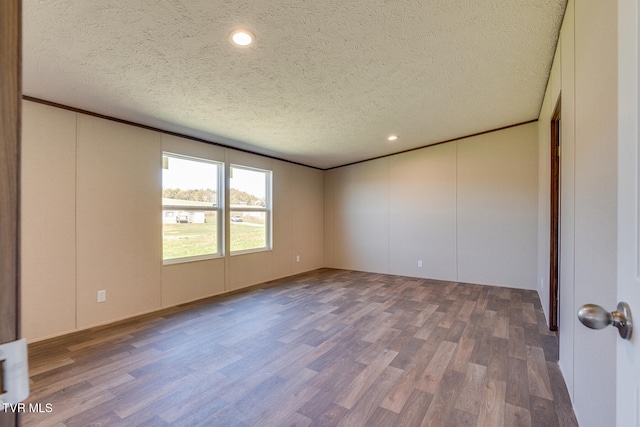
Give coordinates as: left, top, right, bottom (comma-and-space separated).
23, 269, 578, 426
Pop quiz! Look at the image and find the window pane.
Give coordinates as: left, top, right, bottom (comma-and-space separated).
162, 154, 220, 262
163, 156, 219, 208
230, 211, 267, 252
230, 166, 267, 209
163, 211, 218, 259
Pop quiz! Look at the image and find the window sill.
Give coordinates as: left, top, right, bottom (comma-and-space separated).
163, 254, 223, 265
230, 247, 272, 257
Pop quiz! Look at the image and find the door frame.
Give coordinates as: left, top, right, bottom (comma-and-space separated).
616, 0, 639, 424
549, 96, 561, 332
0, 0, 22, 426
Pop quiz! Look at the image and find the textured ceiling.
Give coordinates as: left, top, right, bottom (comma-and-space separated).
23, 0, 566, 169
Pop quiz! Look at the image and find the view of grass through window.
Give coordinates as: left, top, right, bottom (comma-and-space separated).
230, 211, 267, 252
163, 212, 218, 259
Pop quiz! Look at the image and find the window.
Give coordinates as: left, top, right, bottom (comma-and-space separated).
230, 165, 272, 254
162, 153, 222, 263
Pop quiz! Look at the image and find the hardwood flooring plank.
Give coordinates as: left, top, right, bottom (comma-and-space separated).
336, 366, 403, 427
242, 368, 318, 426
197, 407, 251, 427
299, 362, 366, 421
445, 319, 467, 343
438, 298, 465, 328
541, 333, 560, 362
526, 345, 554, 401
530, 395, 561, 427
506, 357, 531, 409
453, 363, 487, 416
388, 336, 428, 371
378, 364, 419, 413
524, 322, 544, 348
411, 303, 439, 327
449, 408, 478, 426
291, 305, 339, 331
28, 347, 164, 400
476, 379, 507, 427
379, 335, 439, 413
306, 403, 348, 427
131, 416, 170, 427
23, 388, 117, 427
367, 406, 399, 427
473, 288, 490, 314
470, 329, 492, 366
457, 300, 477, 323
486, 337, 508, 381
450, 335, 476, 374
494, 315, 510, 339
360, 311, 394, 341
21, 268, 577, 427
392, 389, 433, 427
522, 302, 538, 324
27, 357, 75, 377
278, 319, 347, 347
113, 366, 200, 419
547, 361, 579, 427
355, 331, 403, 366
305, 329, 368, 374
415, 340, 457, 394
157, 379, 231, 424
65, 410, 123, 427
334, 348, 398, 409
414, 312, 445, 340
283, 412, 314, 427
508, 325, 527, 360
480, 309, 498, 331
420, 369, 466, 426
505, 402, 533, 427
279, 341, 338, 380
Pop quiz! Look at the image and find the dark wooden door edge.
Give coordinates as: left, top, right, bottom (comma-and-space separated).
0, 0, 22, 426
549, 96, 561, 332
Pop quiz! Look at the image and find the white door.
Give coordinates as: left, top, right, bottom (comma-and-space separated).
617, 1, 640, 425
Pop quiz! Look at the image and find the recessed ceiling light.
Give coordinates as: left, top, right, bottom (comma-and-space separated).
388, 135, 399, 141
230, 29, 255, 47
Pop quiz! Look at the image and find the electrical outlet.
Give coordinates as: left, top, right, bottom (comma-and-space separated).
296, 255, 300, 263
97, 290, 106, 303
418, 260, 423, 268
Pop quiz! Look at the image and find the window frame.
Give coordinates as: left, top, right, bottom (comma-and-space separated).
229, 164, 273, 255
162, 152, 224, 265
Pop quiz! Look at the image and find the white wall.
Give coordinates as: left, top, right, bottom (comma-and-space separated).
327, 157, 391, 274
536, 0, 619, 424
457, 126, 538, 288
326, 123, 539, 290
76, 114, 163, 328
21, 102, 77, 339
21, 100, 325, 341
389, 143, 457, 280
